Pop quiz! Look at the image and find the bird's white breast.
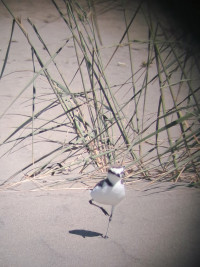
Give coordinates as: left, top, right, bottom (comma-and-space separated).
91, 180, 125, 206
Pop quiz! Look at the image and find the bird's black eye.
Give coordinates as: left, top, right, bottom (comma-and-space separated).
108, 169, 120, 177
108, 169, 125, 178
108, 169, 114, 175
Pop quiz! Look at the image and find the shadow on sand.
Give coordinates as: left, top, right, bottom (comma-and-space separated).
140, 182, 191, 196
69, 229, 103, 238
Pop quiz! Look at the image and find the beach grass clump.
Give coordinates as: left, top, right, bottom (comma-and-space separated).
0, 0, 199, 189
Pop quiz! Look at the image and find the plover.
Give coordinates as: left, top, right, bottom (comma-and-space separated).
89, 166, 125, 238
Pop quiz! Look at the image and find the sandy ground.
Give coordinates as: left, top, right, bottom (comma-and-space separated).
0, 181, 199, 267
0, 0, 200, 266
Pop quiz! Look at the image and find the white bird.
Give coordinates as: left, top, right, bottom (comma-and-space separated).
89, 166, 125, 238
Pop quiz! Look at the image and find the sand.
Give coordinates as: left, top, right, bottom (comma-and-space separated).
0, 181, 199, 267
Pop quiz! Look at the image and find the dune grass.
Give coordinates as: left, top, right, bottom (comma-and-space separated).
0, 0, 199, 189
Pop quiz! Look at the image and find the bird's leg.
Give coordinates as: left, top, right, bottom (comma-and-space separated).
104, 206, 114, 239
89, 199, 109, 216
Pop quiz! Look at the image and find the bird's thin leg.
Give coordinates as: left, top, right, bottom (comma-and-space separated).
104, 206, 114, 239
89, 199, 109, 216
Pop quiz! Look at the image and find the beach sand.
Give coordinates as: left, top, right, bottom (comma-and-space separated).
0, 181, 199, 267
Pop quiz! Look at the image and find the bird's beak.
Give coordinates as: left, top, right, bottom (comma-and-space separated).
120, 171, 125, 178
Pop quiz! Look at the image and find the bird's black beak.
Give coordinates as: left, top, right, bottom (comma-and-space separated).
120, 171, 125, 178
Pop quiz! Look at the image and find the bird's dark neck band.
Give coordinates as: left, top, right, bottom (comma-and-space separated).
105, 178, 113, 186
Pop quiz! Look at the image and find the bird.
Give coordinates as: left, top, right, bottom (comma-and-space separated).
89, 166, 125, 238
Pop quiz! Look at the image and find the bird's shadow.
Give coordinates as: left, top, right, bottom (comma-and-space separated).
69, 229, 103, 238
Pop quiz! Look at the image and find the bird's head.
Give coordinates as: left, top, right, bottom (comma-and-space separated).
107, 166, 125, 184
